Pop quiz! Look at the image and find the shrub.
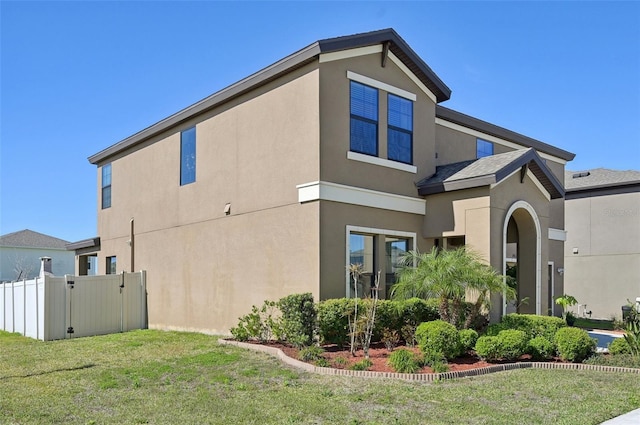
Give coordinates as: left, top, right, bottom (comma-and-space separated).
484, 322, 508, 337
298, 345, 324, 362
499, 314, 566, 342
373, 300, 402, 339
349, 358, 373, 371
388, 348, 422, 373
496, 329, 528, 361
381, 328, 400, 352
528, 336, 555, 360
415, 320, 461, 360
554, 327, 596, 362
401, 324, 417, 347
475, 336, 502, 362
314, 358, 330, 367
585, 353, 640, 369
459, 329, 478, 352
317, 298, 353, 347
400, 298, 440, 326
608, 337, 631, 356
277, 293, 316, 348
230, 301, 279, 342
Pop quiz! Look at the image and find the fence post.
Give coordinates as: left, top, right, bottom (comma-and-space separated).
11, 280, 15, 333
35, 277, 40, 340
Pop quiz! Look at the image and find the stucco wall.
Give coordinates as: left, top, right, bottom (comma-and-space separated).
96, 63, 322, 333
564, 190, 640, 319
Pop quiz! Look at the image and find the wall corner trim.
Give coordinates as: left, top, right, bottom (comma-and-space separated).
296, 181, 425, 215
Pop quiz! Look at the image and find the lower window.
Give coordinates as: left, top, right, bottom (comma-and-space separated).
106, 256, 117, 275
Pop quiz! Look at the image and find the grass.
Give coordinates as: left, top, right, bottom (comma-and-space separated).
574, 317, 616, 330
1, 330, 639, 424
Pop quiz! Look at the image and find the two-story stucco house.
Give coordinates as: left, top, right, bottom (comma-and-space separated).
76, 29, 575, 333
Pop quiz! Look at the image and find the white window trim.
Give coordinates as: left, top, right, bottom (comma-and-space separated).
347, 151, 417, 173
347, 71, 417, 101
345, 225, 417, 298
435, 118, 568, 165
296, 181, 425, 215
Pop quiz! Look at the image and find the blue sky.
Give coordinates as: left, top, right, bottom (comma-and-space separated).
1, 1, 639, 243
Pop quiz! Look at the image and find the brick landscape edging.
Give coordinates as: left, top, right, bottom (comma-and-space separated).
219, 339, 640, 382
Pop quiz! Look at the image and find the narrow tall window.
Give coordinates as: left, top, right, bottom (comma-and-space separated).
476, 139, 494, 158
387, 94, 413, 164
101, 164, 112, 209
180, 127, 196, 185
350, 81, 378, 156
106, 256, 116, 274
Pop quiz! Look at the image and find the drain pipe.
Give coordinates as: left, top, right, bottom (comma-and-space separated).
129, 218, 134, 272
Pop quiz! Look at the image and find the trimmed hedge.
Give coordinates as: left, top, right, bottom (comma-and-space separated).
608, 337, 631, 356
527, 336, 555, 360
277, 293, 316, 348
459, 329, 479, 352
416, 320, 461, 360
474, 336, 502, 361
474, 330, 528, 362
488, 314, 566, 342
554, 327, 596, 362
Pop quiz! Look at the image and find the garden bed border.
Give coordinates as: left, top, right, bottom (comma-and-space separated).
220, 339, 640, 382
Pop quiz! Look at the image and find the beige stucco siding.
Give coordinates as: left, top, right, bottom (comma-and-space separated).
319, 53, 437, 195
564, 190, 640, 319
97, 65, 322, 333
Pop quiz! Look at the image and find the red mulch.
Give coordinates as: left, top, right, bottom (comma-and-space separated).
243, 341, 568, 373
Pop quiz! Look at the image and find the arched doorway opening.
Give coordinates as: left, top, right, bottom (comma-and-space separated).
502, 201, 541, 315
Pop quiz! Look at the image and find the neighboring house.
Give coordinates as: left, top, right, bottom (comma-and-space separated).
74, 29, 575, 334
564, 168, 640, 320
0, 229, 75, 282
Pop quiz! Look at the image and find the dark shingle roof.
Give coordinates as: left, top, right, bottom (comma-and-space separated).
0, 229, 70, 249
565, 168, 640, 191
418, 148, 564, 199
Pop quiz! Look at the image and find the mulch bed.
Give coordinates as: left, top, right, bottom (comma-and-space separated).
243, 341, 569, 373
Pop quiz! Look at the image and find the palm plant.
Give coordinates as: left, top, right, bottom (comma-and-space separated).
391, 247, 515, 329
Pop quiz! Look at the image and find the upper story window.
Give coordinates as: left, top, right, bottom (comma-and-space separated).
387, 94, 413, 164
350, 81, 378, 156
180, 127, 196, 186
101, 164, 112, 209
476, 139, 494, 158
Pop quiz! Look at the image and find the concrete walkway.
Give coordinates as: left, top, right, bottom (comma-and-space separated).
600, 408, 640, 424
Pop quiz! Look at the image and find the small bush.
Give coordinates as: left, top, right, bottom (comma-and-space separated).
314, 358, 330, 367
459, 329, 478, 352
475, 336, 502, 362
230, 302, 279, 342
277, 293, 316, 348
333, 356, 348, 367
388, 348, 421, 373
401, 324, 417, 347
416, 320, 462, 360
528, 336, 555, 360
554, 327, 596, 362
496, 329, 528, 361
608, 337, 631, 356
381, 328, 400, 352
298, 345, 324, 362
349, 359, 373, 371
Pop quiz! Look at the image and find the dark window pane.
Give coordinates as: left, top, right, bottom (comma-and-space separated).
102, 186, 111, 209
350, 118, 377, 156
350, 81, 378, 120
388, 95, 412, 131
101, 164, 111, 209
477, 139, 494, 158
388, 128, 412, 164
181, 127, 196, 185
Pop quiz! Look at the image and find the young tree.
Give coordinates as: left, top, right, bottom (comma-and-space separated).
391, 247, 515, 329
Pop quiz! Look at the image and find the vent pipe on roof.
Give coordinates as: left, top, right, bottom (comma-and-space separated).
572, 171, 591, 179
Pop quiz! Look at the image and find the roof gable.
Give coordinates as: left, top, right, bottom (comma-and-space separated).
89, 29, 451, 165
417, 149, 564, 199
0, 229, 70, 249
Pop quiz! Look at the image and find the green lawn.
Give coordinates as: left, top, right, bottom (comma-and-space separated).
574, 317, 616, 330
1, 330, 639, 425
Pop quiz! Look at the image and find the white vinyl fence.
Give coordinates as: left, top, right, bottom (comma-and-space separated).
1, 271, 147, 340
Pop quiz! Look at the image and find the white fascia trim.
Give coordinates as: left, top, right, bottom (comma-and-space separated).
548, 228, 567, 241
345, 225, 417, 297
435, 118, 568, 165
319, 45, 383, 63
388, 52, 437, 103
347, 151, 417, 174
347, 71, 417, 101
296, 181, 425, 215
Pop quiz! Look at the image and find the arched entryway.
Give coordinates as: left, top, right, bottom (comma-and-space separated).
502, 201, 541, 315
